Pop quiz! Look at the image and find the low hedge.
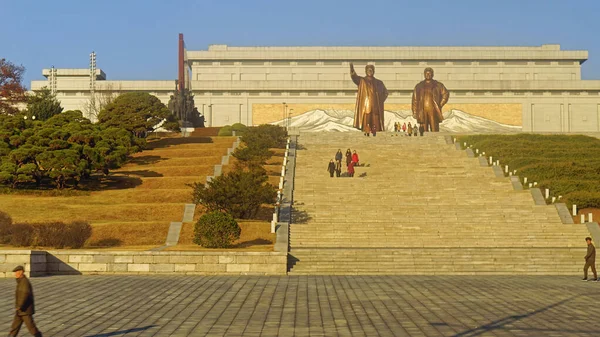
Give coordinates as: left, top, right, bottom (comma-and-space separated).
0, 211, 92, 248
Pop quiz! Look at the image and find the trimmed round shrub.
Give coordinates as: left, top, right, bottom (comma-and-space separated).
218, 125, 233, 136
10, 223, 34, 247
193, 211, 241, 248
231, 123, 247, 136
0, 211, 12, 244
231, 123, 247, 131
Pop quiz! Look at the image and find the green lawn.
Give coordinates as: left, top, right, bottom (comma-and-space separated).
458, 134, 600, 209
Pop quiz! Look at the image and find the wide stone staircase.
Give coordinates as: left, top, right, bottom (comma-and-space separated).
288, 132, 590, 275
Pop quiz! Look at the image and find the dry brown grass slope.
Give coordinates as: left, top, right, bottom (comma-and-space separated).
0, 135, 235, 247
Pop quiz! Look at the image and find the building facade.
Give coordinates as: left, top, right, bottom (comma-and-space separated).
31, 44, 600, 132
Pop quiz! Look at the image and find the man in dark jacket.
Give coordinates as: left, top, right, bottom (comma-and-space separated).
9, 266, 42, 337
583, 237, 597, 281
327, 159, 336, 178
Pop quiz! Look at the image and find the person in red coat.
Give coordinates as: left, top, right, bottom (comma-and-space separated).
351, 150, 359, 167
347, 161, 355, 177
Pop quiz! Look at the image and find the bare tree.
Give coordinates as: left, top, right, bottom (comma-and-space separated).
83, 83, 122, 122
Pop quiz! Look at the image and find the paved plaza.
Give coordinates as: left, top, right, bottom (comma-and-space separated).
0, 275, 598, 336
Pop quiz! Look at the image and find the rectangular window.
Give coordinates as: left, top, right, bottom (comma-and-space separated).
271, 61, 291, 66
297, 61, 317, 65
220, 61, 235, 66
478, 61, 498, 66
504, 61, 528, 66
401, 61, 420, 65
241, 61, 264, 65
323, 61, 342, 65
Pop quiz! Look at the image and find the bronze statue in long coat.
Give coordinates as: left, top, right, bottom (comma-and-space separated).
350, 64, 388, 133
412, 67, 449, 132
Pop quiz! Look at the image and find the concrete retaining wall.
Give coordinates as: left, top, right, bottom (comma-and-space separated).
0, 250, 287, 277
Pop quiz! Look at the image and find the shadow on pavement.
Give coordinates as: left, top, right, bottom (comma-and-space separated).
85, 325, 157, 337
450, 295, 582, 337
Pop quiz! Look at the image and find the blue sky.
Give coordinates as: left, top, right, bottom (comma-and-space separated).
3, 0, 600, 87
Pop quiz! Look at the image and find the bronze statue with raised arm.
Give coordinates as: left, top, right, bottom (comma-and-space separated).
412, 67, 449, 132
350, 63, 388, 136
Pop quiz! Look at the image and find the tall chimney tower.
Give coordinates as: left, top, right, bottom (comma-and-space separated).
178, 33, 185, 92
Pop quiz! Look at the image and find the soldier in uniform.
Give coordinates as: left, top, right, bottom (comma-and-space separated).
412, 67, 449, 132
583, 237, 597, 281
9, 266, 42, 337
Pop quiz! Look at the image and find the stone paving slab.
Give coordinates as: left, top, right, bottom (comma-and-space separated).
0, 275, 598, 336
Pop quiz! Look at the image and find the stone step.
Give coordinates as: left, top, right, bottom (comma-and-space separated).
288, 133, 582, 275
287, 248, 584, 274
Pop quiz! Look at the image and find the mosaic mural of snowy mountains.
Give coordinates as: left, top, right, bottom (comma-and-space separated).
271, 109, 522, 133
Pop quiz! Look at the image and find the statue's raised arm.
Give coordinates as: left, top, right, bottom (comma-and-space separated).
349, 62, 361, 85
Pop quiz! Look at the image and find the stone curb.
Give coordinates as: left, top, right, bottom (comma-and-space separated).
586, 222, 600, 247
274, 135, 298, 256
492, 165, 504, 177
555, 203, 574, 224
510, 176, 523, 190
530, 188, 546, 205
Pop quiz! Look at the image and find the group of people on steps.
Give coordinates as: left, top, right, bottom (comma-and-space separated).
393, 122, 425, 136
328, 149, 359, 178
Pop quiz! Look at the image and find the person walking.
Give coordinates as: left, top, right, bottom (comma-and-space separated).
345, 149, 352, 167
413, 124, 419, 137
335, 149, 343, 167
347, 161, 355, 177
352, 150, 360, 167
419, 123, 425, 136
335, 159, 342, 177
9, 266, 42, 337
327, 159, 336, 178
407, 122, 413, 136
402, 122, 407, 133
583, 237, 597, 281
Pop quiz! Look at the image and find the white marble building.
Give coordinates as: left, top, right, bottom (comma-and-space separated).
31, 44, 600, 132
